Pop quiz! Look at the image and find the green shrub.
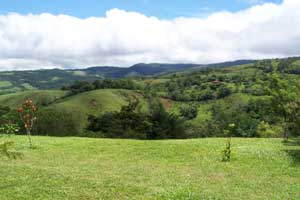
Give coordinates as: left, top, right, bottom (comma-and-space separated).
179, 104, 198, 120
0, 123, 20, 135
221, 124, 235, 162
256, 121, 282, 138
33, 107, 83, 136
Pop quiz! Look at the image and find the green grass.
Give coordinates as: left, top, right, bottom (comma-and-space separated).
0, 81, 13, 88
21, 83, 37, 90
53, 89, 141, 115
50, 89, 147, 130
72, 71, 87, 76
0, 136, 299, 200
0, 90, 67, 108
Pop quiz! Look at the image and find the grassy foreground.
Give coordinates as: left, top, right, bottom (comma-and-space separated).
0, 136, 299, 200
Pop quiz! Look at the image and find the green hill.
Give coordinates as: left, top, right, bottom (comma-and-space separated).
1, 56, 300, 139
53, 89, 139, 115
1, 136, 299, 200
0, 89, 149, 136
0, 90, 67, 108
0, 60, 255, 95
50, 89, 147, 132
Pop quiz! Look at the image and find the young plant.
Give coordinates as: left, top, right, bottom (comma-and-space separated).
17, 99, 37, 148
222, 123, 235, 162
0, 123, 20, 136
0, 140, 22, 159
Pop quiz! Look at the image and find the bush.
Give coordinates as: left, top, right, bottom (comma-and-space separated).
184, 122, 214, 138
221, 124, 235, 162
256, 121, 282, 138
179, 104, 198, 120
0, 124, 20, 135
33, 107, 83, 136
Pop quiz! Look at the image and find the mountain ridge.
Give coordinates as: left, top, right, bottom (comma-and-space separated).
0, 59, 255, 95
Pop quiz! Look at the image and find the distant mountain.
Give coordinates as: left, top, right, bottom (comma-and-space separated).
83, 60, 254, 78
101, 63, 201, 78
0, 60, 255, 94
204, 60, 255, 68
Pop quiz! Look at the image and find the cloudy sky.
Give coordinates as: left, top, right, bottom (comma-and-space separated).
0, 0, 299, 70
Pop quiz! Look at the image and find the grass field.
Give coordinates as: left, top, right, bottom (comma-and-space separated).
0, 90, 67, 108
0, 81, 13, 88
0, 136, 299, 200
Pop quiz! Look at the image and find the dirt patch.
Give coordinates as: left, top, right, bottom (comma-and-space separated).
160, 97, 172, 110
89, 99, 98, 108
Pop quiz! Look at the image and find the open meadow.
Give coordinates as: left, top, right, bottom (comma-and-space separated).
0, 136, 299, 200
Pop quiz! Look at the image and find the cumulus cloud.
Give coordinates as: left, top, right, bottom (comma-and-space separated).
0, 0, 299, 70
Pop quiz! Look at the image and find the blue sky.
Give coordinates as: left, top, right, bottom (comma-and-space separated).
0, 0, 282, 19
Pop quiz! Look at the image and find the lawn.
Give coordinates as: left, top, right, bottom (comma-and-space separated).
0, 136, 299, 200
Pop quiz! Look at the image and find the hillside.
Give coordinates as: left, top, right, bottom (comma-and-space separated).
0, 136, 299, 200
0, 60, 254, 95
0, 90, 67, 107
1, 57, 300, 138
0, 89, 149, 136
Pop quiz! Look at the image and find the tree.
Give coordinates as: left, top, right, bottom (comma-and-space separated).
217, 85, 231, 98
267, 73, 300, 141
16, 99, 37, 148
180, 104, 198, 119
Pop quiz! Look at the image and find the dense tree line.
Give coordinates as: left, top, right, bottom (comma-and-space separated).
277, 57, 300, 74
62, 79, 142, 95
87, 98, 186, 139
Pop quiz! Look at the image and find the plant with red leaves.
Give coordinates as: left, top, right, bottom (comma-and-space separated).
16, 99, 37, 148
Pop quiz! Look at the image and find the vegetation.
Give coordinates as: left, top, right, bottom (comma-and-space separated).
0, 140, 22, 159
0, 61, 253, 96
0, 57, 300, 140
87, 98, 185, 139
16, 100, 37, 148
221, 124, 235, 162
62, 79, 141, 96
1, 57, 300, 199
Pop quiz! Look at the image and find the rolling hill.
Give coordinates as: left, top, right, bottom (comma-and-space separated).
1, 56, 300, 138
0, 89, 148, 135
0, 60, 254, 95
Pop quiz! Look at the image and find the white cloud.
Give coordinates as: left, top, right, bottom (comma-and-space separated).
0, 0, 299, 70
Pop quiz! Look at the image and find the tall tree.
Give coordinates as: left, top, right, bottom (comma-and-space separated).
268, 73, 300, 140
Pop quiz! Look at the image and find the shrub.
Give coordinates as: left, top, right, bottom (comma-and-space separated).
256, 121, 282, 138
179, 104, 198, 120
0, 123, 20, 135
33, 107, 83, 136
221, 124, 235, 162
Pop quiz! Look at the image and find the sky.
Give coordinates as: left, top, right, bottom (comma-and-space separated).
1, 0, 300, 70
0, 0, 283, 19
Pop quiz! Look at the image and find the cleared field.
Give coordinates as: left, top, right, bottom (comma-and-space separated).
53, 89, 133, 115
0, 136, 299, 200
0, 90, 67, 107
0, 81, 12, 88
